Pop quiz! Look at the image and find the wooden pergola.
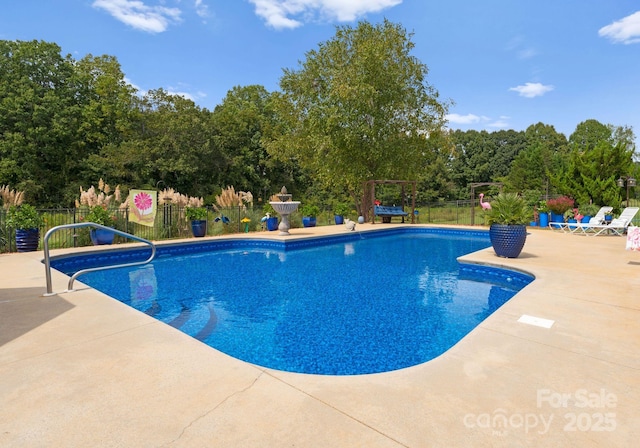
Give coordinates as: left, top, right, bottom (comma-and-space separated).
362, 180, 417, 224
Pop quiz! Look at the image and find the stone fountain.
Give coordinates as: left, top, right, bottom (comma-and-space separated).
269, 186, 300, 236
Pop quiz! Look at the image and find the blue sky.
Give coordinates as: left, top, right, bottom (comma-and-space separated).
2, 0, 639, 141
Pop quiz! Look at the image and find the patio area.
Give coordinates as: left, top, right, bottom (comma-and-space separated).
1, 224, 638, 447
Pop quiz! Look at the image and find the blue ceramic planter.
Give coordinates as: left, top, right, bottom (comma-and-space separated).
90, 228, 115, 245
539, 212, 549, 228
302, 216, 317, 227
15, 228, 39, 252
489, 224, 527, 258
334, 215, 344, 225
266, 217, 279, 231
550, 213, 564, 229
190, 220, 207, 237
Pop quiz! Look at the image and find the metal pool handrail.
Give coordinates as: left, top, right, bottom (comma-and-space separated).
43, 222, 156, 296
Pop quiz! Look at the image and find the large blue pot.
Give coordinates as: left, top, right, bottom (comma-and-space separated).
302, 216, 317, 227
489, 224, 527, 258
15, 228, 40, 252
190, 220, 207, 237
266, 217, 279, 231
550, 213, 564, 229
539, 212, 549, 228
334, 215, 344, 225
90, 228, 115, 245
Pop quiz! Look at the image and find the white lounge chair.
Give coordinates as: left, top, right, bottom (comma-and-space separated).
573, 207, 639, 236
554, 206, 613, 233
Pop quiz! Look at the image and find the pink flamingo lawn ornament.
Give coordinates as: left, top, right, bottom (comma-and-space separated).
479, 193, 491, 210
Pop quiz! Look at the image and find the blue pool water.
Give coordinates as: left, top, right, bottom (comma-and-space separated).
52, 229, 532, 375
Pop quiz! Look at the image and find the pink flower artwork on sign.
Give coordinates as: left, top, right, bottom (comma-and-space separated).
128, 189, 157, 227
134, 192, 153, 215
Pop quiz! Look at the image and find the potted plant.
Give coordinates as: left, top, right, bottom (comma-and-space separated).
262, 203, 279, 231
579, 204, 600, 223
537, 201, 550, 228
484, 193, 530, 258
333, 203, 350, 225
185, 206, 208, 237
564, 208, 581, 230
6, 204, 43, 252
300, 204, 320, 227
84, 204, 118, 245
546, 196, 574, 228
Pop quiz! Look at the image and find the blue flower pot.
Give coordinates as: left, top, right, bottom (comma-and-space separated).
90, 228, 115, 245
334, 215, 344, 225
489, 224, 527, 258
190, 220, 207, 237
539, 212, 549, 228
550, 213, 564, 229
15, 228, 40, 252
266, 217, 279, 231
302, 216, 317, 227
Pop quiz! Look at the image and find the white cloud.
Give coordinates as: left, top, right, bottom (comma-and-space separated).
248, 0, 402, 30
446, 113, 489, 125
92, 0, 181, 33
194, 0, 210, 19
509, 82, 554, 98
446, 113, 510, 130
599, 11, 640, 44
488, 116, 510, 128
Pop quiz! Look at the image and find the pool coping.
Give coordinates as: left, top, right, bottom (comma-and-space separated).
1, 223, 639, 446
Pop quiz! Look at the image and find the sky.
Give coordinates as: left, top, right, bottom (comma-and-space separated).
1, 0, 640, 141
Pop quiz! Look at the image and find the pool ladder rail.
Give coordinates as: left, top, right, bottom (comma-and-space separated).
43, 222, 157, 296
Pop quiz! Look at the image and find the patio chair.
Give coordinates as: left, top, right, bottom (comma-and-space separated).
554, 206, 613, 233
564, 206, 613, 233
573, 207, 639, 236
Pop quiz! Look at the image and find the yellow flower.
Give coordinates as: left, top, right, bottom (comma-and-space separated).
241, 217, 251, 223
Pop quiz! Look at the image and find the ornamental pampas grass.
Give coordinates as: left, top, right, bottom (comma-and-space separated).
0, 185, 24, 210
213, 186, 253, 211
76, 179, 121, 208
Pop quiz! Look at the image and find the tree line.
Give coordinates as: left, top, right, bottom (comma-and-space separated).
0, 21, 636, 212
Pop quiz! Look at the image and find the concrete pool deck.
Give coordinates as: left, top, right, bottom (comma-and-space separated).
1, 224, 639, 447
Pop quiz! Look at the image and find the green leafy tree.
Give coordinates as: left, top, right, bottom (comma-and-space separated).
266, 20, 448, 212
554, 120, 636, 207
503, 123, 568, 195
129, 89, 223, 197
211, 85, 302, 202
0, 40, 80, 205
449, 129, 526, 198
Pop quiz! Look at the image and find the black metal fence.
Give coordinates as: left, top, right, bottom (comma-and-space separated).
0, 201, 486, 253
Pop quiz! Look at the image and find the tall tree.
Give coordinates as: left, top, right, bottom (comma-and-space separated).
211, 85, 301, 201
0, 40, 80, 205
266, 20, 448, 211
554, 120, 636, 207
504, 123, 567, 195
133, 89, 223, 198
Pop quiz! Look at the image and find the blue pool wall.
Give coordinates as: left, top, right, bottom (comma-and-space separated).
49, 227, 534, 288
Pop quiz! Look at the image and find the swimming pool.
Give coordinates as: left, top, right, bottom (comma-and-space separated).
51, 228, 533, 375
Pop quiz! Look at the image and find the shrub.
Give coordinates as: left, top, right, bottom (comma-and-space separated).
546, 196, 574, 215
185, 207, 208, 221
300, 204, 320, 217
484, 193, 530, 225
333, 203, 350, 216
84, 205, 117, 227
6, 204, 43, 229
